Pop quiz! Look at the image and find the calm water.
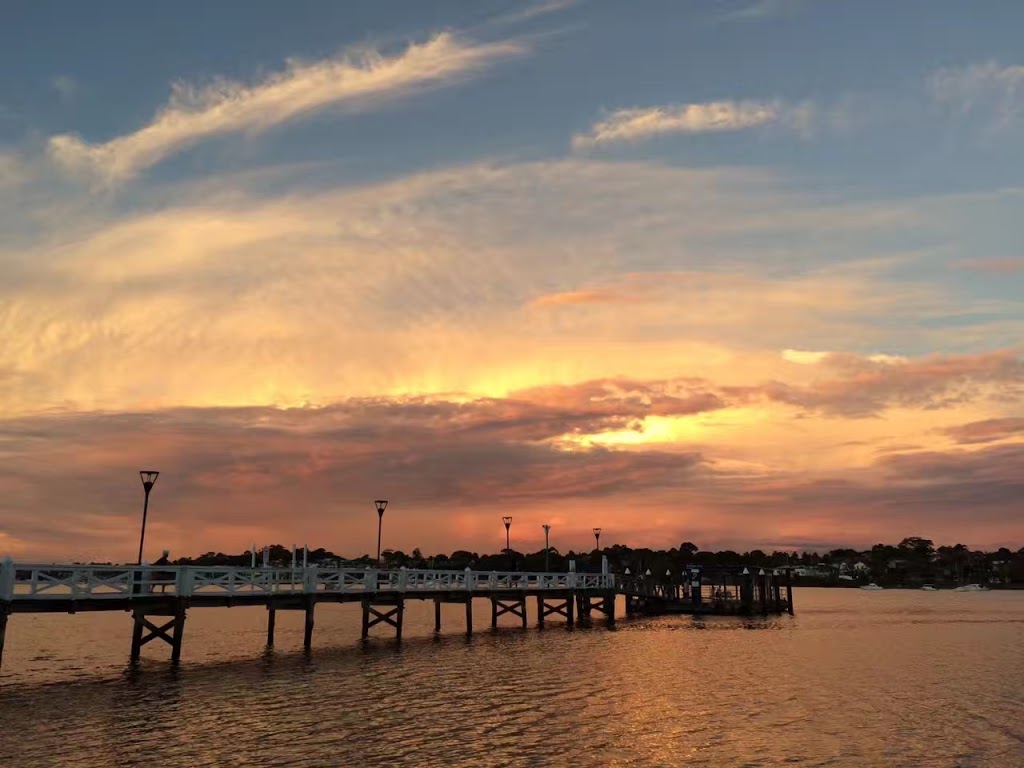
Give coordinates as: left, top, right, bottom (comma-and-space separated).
1, 589, 1022, 767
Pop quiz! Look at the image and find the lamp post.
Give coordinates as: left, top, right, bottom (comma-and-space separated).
503, 516, 512, 571
136, 471, 159, 565
593, 527, 602, 551
542, 524, 551, 572
374, 499, 388, 567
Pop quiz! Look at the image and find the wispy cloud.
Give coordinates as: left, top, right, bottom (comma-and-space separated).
489, 0, 578, 27
955, 256, 1024, 274
47, 32, 524, 183
719, 0, 804, 22
943, 417, 1024, 444
571, 99, 815, 149
50, 75, 77, 105
929, 61, 1024, 130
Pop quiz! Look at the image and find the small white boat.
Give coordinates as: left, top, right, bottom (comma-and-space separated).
954, 583, 990, 592
921, 585, 937, 591
860, 583, 883, 590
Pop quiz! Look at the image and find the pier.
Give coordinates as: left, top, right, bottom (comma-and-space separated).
0, 558, 791, 671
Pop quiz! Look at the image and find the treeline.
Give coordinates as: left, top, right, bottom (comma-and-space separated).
174, 537, 1024, 586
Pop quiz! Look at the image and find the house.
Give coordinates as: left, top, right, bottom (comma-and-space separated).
853, 562, 869, 572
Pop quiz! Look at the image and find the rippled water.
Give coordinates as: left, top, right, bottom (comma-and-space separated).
1, 589, 1022, 767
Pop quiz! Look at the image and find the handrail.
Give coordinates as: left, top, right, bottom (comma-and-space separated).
5, 564, 616, 600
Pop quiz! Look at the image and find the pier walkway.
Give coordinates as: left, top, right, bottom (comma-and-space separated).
0, 559, 791, 671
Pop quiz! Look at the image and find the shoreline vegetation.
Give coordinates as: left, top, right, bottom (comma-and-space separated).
104, 537, 1023, 589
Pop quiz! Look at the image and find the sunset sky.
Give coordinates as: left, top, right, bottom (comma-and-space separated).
1, 0, 1022, 562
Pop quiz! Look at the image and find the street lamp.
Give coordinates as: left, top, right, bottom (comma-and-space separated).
503, 516, 512, 571
137, 471, 159, 565
593, 527, 602, 551
374, 499, 388, 567
542, 524, 551, 572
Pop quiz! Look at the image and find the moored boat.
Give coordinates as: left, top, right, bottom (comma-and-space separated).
953, 583, 990, 592
860, 583, 883, 590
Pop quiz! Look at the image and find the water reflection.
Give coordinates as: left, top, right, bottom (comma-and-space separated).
1, 590, 1022, 767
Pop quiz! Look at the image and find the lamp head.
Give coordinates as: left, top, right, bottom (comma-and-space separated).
140, 470, 159, 493
502, 516, 512, 529
374, 499, 388, 516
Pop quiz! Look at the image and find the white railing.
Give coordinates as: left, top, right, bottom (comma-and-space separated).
0, 560, 615, 601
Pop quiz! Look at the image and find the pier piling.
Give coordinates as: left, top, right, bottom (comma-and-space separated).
129, 604, 187, 662
266, 607, 276, 647
304, 597, 315, 649
0, 603, 10, 668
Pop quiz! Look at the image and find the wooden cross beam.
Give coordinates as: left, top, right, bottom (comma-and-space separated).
366, 605, 401, 631
493, 600, 525, 620
138, 616, 178, 647
540, 600, 570, 620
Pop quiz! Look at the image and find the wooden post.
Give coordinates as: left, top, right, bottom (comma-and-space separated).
0, 605, 10, 670
361, 600, 370, 640
566, 594, 575, 627
536, 595, 545, 628
741, 570, 754, 614
170, 603, 186, 662
395, 599, 404, 642
434, 598, 442, 633
759, 571, 768, 614
786, 574, 794, 615
267, 607, 277, 646
606, 592, 616, 627
491, 596, 498, 630
521, 598, 528, 629
303, 597, 315, 649
130, 609, 144, 662
465, 597, 473, 636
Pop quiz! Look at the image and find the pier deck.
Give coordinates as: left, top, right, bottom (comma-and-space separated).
0, 560, 791, 671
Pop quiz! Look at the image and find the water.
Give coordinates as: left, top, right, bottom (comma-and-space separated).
1, 589, 1022, 767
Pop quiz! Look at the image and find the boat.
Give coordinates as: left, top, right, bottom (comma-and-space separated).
921, 585, 937, 591
953, 583, 990, 592
860, 583, 883, 590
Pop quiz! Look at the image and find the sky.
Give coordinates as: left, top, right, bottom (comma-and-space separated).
1, 0, 1022, 563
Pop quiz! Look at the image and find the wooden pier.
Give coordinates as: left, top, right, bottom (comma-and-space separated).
619, 566, 794, 617
0, 558, 790, 671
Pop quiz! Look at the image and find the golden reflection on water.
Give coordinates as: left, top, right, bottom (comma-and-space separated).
1, 590, 1023, 767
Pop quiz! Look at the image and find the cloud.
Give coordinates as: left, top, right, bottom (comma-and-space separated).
726, 350, 1024, 417
3, 388, 1022, 561
955, 257, 1024, 274
489, 0, 578, 26
51, 75, 76, 104
929, 61, 1024, 130
572, 100, 789, 148
782, 349, 830, 365
719, 0, 804, 22
47, 32, 524, 183
7, 156, 1023, 419
943, 417, 1024, 444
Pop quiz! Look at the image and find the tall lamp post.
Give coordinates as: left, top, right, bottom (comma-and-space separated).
137, 471, 159, 565
374, 499, 388, 567
503, 516, 512, 571
542, 524, 551, 572
593, 527, 602, 551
